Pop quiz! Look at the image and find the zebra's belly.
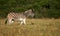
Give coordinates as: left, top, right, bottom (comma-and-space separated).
12, 18, 25, 22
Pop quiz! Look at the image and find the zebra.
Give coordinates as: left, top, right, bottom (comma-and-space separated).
5, 9, 34, 25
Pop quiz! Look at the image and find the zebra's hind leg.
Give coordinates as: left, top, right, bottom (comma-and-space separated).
8, 19, 14, 24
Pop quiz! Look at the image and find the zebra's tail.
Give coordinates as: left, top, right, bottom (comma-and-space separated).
5, 18, 8, 24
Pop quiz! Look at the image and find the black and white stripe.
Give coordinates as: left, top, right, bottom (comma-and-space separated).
5, 9, 34, 25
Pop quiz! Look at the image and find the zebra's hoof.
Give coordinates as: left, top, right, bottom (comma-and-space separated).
31, 23, 34, 25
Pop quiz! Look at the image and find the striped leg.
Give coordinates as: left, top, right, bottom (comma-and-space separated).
20, 21, 24, 25
23, 19, 26, 24
8, 19, 14, 24
19, 18, 26, 25
19, 18, 23, 25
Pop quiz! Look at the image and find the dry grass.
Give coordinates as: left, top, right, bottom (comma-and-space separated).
0, 19, 60, 36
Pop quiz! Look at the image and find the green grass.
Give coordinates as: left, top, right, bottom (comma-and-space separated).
0, 19, 60, 36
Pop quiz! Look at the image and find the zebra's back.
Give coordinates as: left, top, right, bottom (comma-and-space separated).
7, 12, 26, 20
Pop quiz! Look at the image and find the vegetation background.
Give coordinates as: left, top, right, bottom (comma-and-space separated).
0, 0, 60, 36
0, 0, 60, 18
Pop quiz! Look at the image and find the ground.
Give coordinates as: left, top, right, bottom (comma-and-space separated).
0, 19, 60, 36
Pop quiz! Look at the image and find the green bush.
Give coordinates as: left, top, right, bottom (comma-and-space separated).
0, 0, 60, 18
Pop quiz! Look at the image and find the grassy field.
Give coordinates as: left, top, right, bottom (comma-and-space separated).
0, 19, 60, 36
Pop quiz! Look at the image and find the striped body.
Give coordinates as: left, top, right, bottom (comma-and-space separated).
7, 12, 26, 24
5, 9, 34, 25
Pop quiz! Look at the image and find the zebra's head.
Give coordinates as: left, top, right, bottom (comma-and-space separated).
24, 9, 34, 18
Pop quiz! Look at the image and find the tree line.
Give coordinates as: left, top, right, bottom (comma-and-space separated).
0, 0, 60, 18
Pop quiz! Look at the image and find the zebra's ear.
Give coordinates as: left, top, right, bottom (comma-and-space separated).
28, 9, 32, 12
24, 11, 28, 13
24, 9, 32, 13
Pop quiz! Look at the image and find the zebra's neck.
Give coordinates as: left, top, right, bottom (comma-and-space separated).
23, 12, 28, 17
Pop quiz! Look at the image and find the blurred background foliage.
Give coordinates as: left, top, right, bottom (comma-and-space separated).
0, 0, 60, 18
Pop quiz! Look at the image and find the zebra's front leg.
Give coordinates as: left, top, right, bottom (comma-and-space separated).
20, 19, 26, 25
20, 21, 24, 25
23, 19, 26, 25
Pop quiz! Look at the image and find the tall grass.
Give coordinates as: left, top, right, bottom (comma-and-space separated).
0, 19, 60, 36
